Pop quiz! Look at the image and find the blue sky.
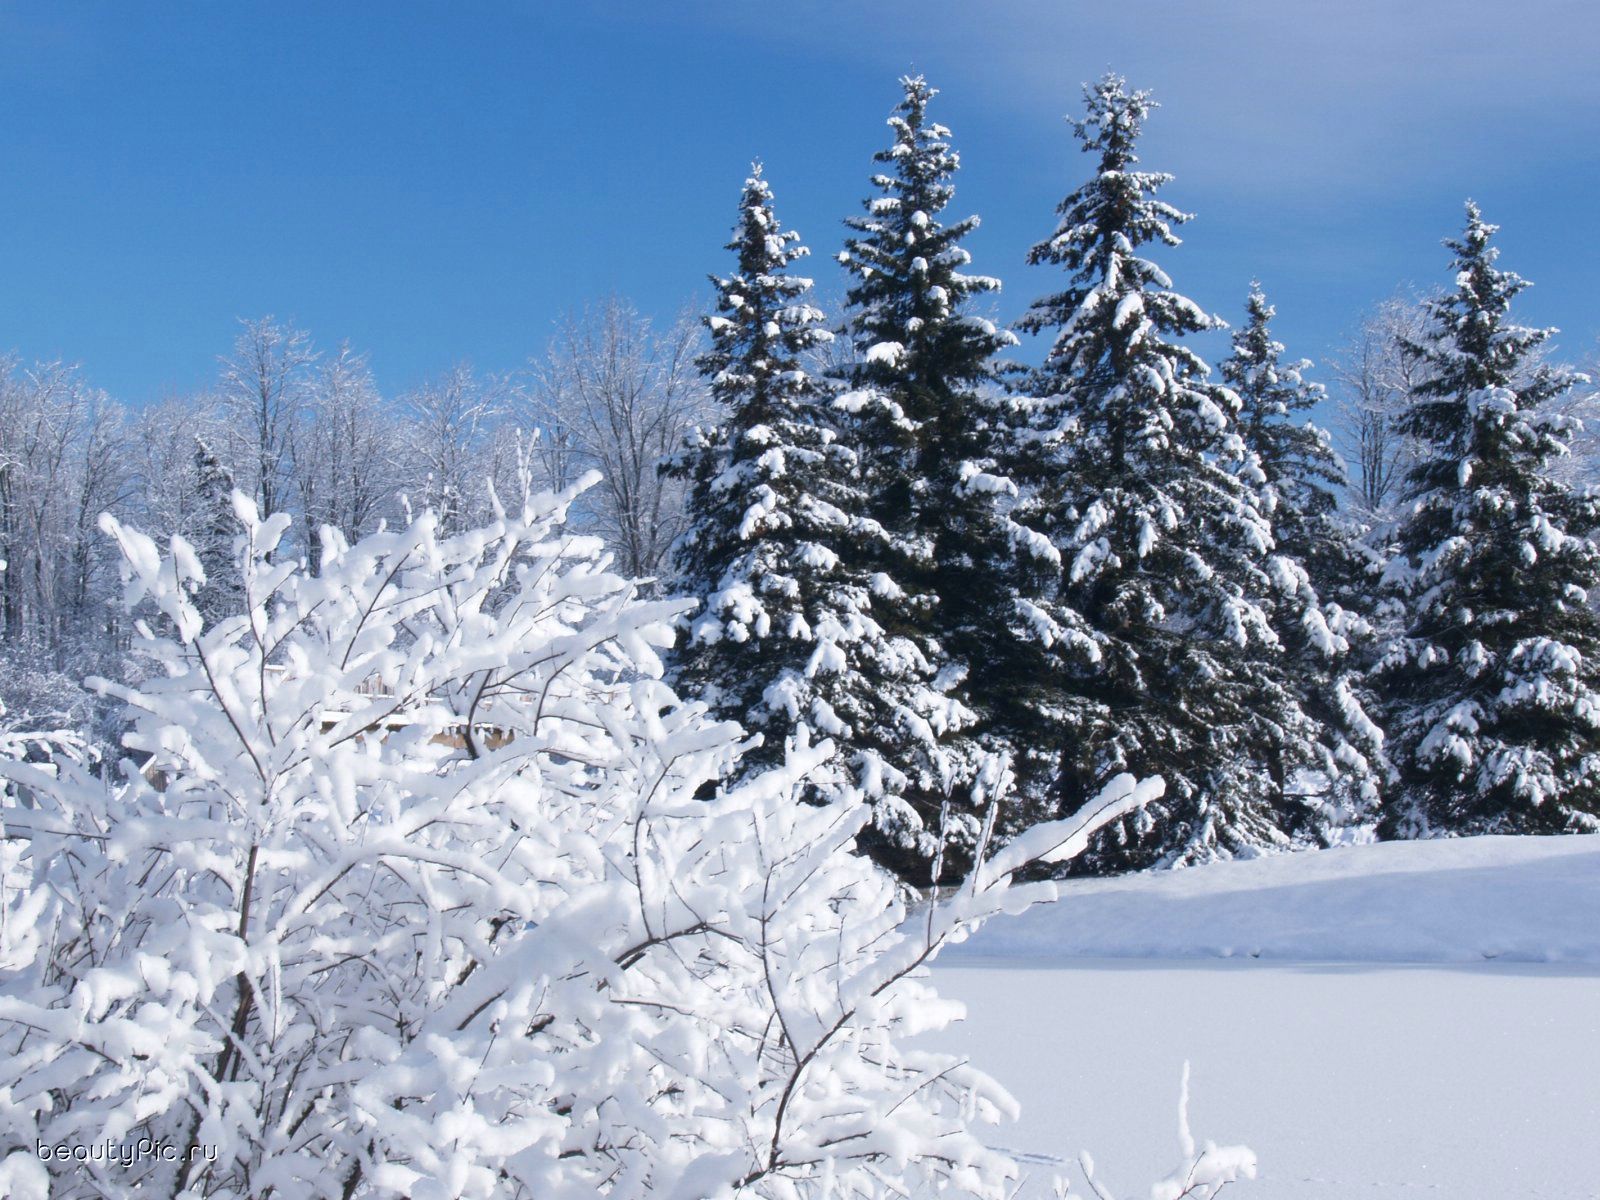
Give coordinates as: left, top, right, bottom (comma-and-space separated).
3, 1, 1598, 404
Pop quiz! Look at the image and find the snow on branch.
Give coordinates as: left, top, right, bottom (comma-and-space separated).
0, 479, 1229, 1199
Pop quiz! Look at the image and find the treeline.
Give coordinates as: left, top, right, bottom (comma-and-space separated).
661, 74, 1600, 882
0, 301, 710, 739
4, 73, 1598, 880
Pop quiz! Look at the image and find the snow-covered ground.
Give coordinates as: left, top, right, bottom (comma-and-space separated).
933, 835, 1600, 1198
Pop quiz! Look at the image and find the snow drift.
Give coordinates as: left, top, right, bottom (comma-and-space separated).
948, 834, 1600, 965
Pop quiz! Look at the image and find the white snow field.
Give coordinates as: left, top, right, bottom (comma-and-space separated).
933, 835, 1600, 1198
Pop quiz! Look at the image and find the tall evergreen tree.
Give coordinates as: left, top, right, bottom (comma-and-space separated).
1376, 204, 1600, 836
1012, 75, 1331, 871
1224, 284, 1373, 609
190, 435, 242, 626
836, 75, 1030, 878
1221, 284, 1383, 834
665, 166, 956, 865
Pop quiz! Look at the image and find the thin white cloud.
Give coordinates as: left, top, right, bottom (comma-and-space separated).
669, 0, 1600, 201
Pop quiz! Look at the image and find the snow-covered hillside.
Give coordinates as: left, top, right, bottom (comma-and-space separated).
947, 834, 1600, 964
933, 836, 1600, 1199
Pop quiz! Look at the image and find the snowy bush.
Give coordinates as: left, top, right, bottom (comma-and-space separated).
0, 475, 1237, 1199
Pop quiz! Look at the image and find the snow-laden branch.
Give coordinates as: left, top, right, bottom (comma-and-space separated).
0, 479, 1240, 1199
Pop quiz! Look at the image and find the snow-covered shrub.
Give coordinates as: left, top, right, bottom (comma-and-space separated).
0, 474, 1207, 1199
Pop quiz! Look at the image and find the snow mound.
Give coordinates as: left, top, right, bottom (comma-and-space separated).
950, 835, 1600, 965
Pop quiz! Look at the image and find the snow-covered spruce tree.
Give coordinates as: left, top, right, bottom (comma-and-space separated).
835, 76, 1034, 879
665, 171, 867, 792
1376, 203, 1600, 837
667, 163, 967, 882
1223, 284, 1374, 611
1220, 284, 1383, 834
1012, 75, 1333, 871
0, 471, 1209, 1199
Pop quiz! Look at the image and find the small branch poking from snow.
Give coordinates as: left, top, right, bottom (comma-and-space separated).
993, 1065, 1254, 1200
1150, 1063, 1258, 1200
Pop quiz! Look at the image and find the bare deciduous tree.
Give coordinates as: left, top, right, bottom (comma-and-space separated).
0, 359, 126, 653
60, 392, 131, 632
1330, 294, 1433, 519
0, 358, 131, 733
125, 396, 223, 543
292, 341, 402, 556
218, 317, 317, 521
1548, 338, 1600, 493
527, 297, 711, 582
402, 364, 511, 533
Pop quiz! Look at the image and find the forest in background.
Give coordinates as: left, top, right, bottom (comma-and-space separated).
4, 73, 1599, 877
0, 298, 709, 738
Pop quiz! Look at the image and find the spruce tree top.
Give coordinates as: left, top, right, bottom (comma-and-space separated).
1016, 73, 1264, 583
840, 75, 1015, 390
1019, 74, 1230, 471
1219, 283, 1371, 612
1396, 203, 1578, 499
700, 164, 832, 427
1223, 284, 1342, 509
1387, 200, 1598, 637
668, 163, 844, 655
1020, 74, 1212, 383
